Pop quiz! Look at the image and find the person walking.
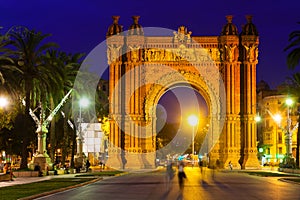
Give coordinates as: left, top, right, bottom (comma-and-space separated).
228, 161, 233, 170
166, 161, 174, 190
85, 160, 91, 172
177, 161, 186, 190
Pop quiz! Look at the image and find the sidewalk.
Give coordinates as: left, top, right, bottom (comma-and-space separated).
0, 167, 125, 189
0, 173, 78, 188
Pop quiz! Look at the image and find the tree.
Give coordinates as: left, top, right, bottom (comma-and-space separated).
3, 28, 58, 169
285, 24, 300, 168
284, 73, 300, 168
285, 22, 300, 69
44, 50, 84, 167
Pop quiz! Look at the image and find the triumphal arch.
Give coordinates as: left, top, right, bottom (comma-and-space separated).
106, 15, 260, 169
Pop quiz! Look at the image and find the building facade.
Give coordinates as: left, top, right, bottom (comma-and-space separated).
257, 81, 298, 165
106, 15, 260, 169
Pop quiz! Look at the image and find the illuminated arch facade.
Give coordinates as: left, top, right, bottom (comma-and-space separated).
106, 15, 260, 169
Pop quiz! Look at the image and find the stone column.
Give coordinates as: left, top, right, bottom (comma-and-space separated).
219, 35, 241, 169
106, 28, 125, 169
125, 33, 155, 169
240, 34, 260, 169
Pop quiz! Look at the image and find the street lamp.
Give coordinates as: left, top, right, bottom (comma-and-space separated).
274, 113, 282, 163
255, 115, 261, 122
285, 98, 293, 158
188, 115, 198, 162
76, 97, 89, 168
0, 97, 8, 163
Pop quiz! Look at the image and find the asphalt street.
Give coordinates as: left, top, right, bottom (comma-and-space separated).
34, 167, 300, 200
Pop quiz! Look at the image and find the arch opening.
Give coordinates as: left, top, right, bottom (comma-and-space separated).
155, 85, 211, 163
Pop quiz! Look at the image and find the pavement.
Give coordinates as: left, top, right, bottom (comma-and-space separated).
0, 173, 79, 188
0, 166, 299, 189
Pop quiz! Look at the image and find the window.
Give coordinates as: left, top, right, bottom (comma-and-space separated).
278, 132, 282, 144
265, 132, 271, 141
266, 119, 270, 128
279, 147, 282, 154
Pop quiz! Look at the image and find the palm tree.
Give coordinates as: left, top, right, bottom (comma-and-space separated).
3, 28, 58, 169
285, 22, 300, 69
285, 24, 300, 168
44, 50, 84, 167
61, 53, 85, 168
284, 74, 300, 168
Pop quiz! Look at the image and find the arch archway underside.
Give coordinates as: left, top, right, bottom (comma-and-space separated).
144, 70, 226, 164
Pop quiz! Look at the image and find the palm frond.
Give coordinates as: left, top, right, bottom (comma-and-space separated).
286, 48, 300, 69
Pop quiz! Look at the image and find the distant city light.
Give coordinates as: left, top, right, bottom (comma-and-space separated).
0, 97, 8, 108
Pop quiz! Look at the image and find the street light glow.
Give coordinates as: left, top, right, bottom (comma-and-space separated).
255, 115, 261, 122
286, 98, 293, 106
273, 114, 282, 124
79, 97, 89, 108
188, 114, 198, 158
0, 97, 8, 108
188, 115, 198, 126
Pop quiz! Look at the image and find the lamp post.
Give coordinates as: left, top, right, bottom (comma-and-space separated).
0, 97, 8, 162
274, 114, 282, 163
75, 98, 89, 169
188, 115, 198, 164
285, 98, 293, 158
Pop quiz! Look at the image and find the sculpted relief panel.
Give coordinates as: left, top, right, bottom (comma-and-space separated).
243, 44, 258, 62
143, 47, 220, 62
107, 45, 122, 64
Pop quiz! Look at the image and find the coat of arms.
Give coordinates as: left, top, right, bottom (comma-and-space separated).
173, 26, 192, 43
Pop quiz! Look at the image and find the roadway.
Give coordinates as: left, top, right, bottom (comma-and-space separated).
36, 167, 300, 200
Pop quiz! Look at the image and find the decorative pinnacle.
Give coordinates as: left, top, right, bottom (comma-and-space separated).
132, 16, 140, 24
246, 15, 253, 23
112, 16, 120, 24
226, 15, 233, 23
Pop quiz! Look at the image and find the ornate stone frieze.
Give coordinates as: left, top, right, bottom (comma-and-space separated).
126, 35, 145, 46
128, 45, 140, 62
107, 45, 122, 64
143, 46, 220, 62
242, 44, 258, 62
220, 43, 239, 62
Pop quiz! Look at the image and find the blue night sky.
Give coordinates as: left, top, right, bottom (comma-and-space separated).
1, 0, 300, 88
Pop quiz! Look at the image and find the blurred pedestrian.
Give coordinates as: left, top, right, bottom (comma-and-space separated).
177, 161, 186, 190
199, 159, 204, 174
228, 161, 233, 170
85, 160, 91, 172
166, 161, 174, 190
3, 163, 9, 174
